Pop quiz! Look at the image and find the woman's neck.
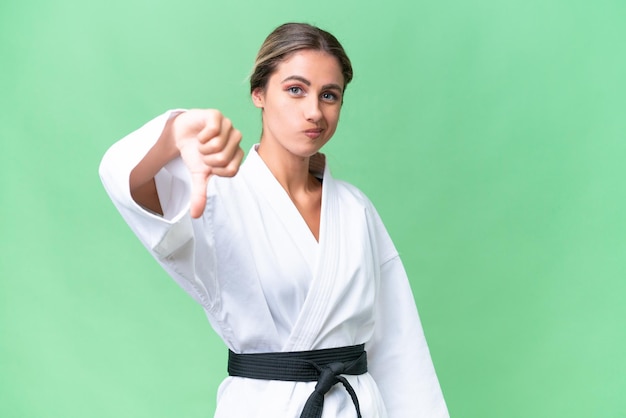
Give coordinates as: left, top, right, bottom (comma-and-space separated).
257, 138, 324, 241
257, 141, 317, 196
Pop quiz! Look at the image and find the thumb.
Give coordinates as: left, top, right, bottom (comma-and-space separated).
189, 171, 211, 218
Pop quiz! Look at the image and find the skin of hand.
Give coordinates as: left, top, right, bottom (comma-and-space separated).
171, 109, 244, 218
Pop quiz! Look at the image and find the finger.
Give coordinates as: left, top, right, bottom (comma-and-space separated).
198, 116, 232, 155
195, 110, 223, 145
189, 170, 211, 218
202, 126, 242, 168
211, 147, 244, 178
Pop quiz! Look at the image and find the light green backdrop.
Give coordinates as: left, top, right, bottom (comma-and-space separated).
1, 0, 624, 417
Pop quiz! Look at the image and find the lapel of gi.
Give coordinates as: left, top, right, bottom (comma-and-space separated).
283, 158, 339, 351
244, 147, 319, 274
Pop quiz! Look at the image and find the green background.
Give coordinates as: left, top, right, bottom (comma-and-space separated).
1, 0, 624, 417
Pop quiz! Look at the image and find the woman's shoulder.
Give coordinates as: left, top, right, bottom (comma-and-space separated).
332, 178, 368, 200
330, 177, 380, 216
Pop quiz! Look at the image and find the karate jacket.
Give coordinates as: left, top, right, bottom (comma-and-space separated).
99, 110, 449, 418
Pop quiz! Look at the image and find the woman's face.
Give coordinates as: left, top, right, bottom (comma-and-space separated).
252, 49, 344, 159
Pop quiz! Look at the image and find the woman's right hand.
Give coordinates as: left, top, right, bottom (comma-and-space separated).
171, 109, 244, 218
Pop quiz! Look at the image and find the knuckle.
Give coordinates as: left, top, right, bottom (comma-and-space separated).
213, 153, 229, 166
199, 126, 218, 142
222, 117, 232, 131
233, 129, 242, 143
206, 108, 220, 118
198, 140, 213, 155
204, 110, 222, 129
223, 166, 239, 177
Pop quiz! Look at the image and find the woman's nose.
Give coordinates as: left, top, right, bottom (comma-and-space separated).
303, 96, 323, 122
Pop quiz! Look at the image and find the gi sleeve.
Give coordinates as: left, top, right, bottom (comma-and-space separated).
98, 110, 216, 308
365, 206, 450, 418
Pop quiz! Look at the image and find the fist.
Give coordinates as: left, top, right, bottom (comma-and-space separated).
172, 109, 244, 218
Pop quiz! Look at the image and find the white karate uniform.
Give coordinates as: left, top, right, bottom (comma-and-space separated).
99, 111, 449, 418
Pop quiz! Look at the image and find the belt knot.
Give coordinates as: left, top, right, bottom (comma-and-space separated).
227, 344, 366, 418
301, 357, 363, 418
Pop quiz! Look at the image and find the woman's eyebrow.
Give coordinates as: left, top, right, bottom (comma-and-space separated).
282, 75, 311, 85
323, 83, 343, 92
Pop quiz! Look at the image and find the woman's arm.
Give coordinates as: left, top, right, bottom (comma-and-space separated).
100, 109, 241, 307
129, 115, 180, 215
127, 109, 244, 217
363, 202, 449, 417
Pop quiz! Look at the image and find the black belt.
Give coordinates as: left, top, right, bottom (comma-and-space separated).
228, 344, 367, 418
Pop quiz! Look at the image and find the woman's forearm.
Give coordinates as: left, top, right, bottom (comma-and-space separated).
129, 115, 181, 215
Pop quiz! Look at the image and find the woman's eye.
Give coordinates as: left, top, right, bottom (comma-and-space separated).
288, 86, 303, 95
322, 92, 338, 102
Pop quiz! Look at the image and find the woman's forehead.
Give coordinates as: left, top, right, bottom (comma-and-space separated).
272, 50, 344, 86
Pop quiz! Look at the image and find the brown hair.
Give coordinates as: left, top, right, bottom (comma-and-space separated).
250, 23, 353, 94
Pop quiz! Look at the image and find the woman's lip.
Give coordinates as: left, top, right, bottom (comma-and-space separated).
304, 129, 324, 139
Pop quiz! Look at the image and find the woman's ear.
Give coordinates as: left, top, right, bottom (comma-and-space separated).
251, 88, 265, 109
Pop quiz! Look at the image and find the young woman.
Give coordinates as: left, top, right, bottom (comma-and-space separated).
100, 23, 448, 418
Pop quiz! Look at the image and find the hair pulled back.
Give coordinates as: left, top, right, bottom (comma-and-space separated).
250, 23, 353, 94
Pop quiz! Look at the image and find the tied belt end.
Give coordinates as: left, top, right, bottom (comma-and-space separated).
301, 359, 363, 418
